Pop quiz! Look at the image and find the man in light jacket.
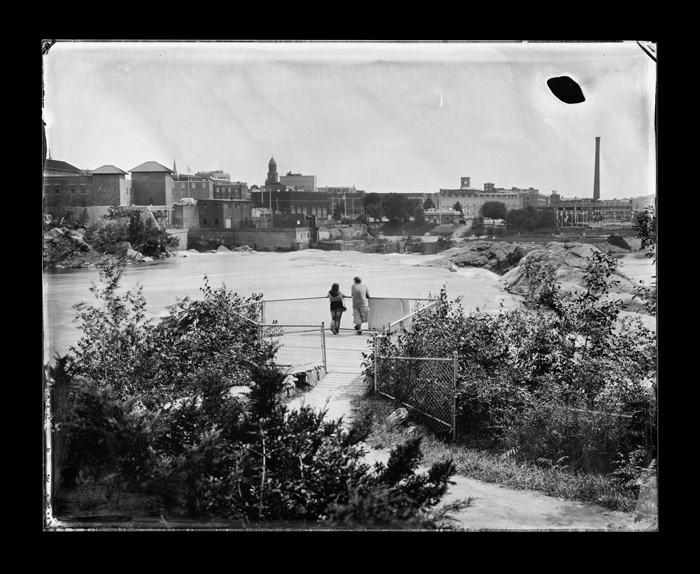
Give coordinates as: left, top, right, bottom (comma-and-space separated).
350, 276, 370, 335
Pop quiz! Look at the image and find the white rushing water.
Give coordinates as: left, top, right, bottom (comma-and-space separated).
42, 249, 655, 362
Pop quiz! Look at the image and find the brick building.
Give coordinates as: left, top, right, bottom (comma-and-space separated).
172, 176, 213, 202
251, 189, 330, 219
554, 197, 634, 226
43, 163, 132, 212
280, 171, 317, 192
130, 161, 173, 206
198, 198, 254, 229
213, 181, 250, 200
432, 187, 520, 220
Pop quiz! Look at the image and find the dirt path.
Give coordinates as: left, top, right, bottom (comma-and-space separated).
360, 447, 645, 531
290, 358, 648, 531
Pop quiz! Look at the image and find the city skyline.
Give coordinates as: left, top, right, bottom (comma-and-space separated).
42, 40, 656, 200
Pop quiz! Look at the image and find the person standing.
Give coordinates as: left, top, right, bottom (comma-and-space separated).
327, 283, 346, 335
350, 276, 370, 334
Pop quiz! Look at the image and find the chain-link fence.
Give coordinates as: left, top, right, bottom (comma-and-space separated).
260, 323, 326, 373
373, 339, 457, 438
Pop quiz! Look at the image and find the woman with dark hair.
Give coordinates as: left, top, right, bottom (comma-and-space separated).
327, 282, 347, 334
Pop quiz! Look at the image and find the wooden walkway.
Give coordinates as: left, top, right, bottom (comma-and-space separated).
286, 329, 375, 424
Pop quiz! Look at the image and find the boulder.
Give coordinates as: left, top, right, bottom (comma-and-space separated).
216, 245, 232, 253
500, 242, 641, 308
233, 245, 253, 252
440, 241, 540, 274
44, 227, 66, 240
418, 258, 458, 272
105, 240, 132, 256
387, 407, 409, 427
64, 229, 92, 252
607, 233, 631, 250
126, 248, 144, 261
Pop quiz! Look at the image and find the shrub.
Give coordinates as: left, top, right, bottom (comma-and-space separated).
369, 250, 657, 473
68, 262, 270, 405
53, 262, 457, 526
84, 207, 179, 258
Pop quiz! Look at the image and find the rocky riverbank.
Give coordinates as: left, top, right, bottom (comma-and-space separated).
416, 237, 652, 313
42, 226, 169, 269
500, 242, 648, 312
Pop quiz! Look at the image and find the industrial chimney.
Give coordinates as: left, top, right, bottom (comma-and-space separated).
593, 136, 600, 200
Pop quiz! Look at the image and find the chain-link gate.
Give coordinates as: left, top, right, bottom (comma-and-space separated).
373, 337, 458, 439
260, 323, 327, 373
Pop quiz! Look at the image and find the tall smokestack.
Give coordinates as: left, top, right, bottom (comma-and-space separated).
593, 136, 601, 200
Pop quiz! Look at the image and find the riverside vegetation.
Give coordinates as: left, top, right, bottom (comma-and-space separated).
43, 206, 180, 269
359, 246, 657, 518
46, 263, 465, 529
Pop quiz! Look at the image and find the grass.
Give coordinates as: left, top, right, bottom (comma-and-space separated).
349, 394, 642, 514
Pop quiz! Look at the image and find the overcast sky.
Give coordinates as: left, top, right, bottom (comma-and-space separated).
42, 41, 656, 200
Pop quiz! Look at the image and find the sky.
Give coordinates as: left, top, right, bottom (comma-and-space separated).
42, 40, 656, 200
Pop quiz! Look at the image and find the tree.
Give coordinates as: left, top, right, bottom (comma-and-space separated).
383, 193, 413, 224
632, 206, 657, 316
413, 205, 426, 224
363, 193, 384, 221
453, 202, 463, 214
506, 208, 528, 230
537, 207, 557, 230
332, 203, 342, 221
470, 215, 485, 236
633, 208, 657, 256
480, 201, 508, 221
94, 206, 179, 257
423, 196, 436, 210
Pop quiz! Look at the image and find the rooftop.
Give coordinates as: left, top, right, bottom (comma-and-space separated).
44, 159, 81, 173
130, 161, 173, 173
91, 164, 129, 175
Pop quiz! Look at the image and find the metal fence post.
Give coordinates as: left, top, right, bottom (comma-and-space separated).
321, 322, 327, 372
453, 351, 458, 442
373, 334, 379, 394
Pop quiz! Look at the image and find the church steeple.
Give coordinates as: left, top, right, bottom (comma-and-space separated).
173, 159, 178, 175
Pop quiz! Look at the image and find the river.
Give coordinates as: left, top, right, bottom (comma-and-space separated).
42, 249, 655, 363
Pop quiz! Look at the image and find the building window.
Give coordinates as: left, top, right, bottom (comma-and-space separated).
203, 218, 208, 225
149, 197, 154, 205
215, 218, 219, 225
54, 185, 60, 194
70, 184, 76, 194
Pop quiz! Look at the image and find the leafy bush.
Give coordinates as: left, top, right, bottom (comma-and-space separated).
68, 262, 269, 405
368, 250, 657, 473
84, 206, 179, 258
51, 262, 456, 526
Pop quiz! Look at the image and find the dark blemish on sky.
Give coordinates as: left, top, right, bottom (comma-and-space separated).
547, 76, 585, 104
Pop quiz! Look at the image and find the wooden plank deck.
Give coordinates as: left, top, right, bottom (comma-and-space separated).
286, 329, 375, 424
